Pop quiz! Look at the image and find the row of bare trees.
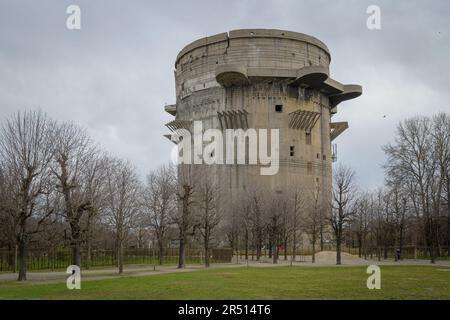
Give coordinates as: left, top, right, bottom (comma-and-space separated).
343, 113, 450, 263
0, 112, 208, 280
1, 110, 448, 280
0, 111, 228, 280
221, 182, 330, 265
0, 111, 147, 280
319, 113, 449, 264
205, 113, 450, 266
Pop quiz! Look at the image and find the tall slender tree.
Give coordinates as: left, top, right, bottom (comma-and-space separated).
0, 111, 55, 280
51, 122, 98, 267
331, 164, 357, 265
197, 178, 221, 267
104, 158, 140, 274
143, 164, 176, 265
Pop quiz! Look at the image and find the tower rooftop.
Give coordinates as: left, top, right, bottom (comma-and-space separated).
176, 29, 331, 66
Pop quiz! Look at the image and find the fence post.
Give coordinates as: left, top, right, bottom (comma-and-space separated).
14, 245, 18, 273
152, 246, 156, 271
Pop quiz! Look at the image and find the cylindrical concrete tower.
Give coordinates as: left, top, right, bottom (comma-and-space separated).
165, 29, 362, 214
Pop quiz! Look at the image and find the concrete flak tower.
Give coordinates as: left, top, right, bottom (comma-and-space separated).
165, 29, 362, 214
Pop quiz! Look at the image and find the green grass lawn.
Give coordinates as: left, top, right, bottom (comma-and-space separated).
0, 265, 449, 300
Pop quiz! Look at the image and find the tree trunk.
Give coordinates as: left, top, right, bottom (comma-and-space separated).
256, 230, 262, 261
447, 212, 450, 256
256, 244, 261, 261
336, 238, 342, 265
311, 241, 316, 263
244, 229, 249, 260
272, 241, 278, 264
17, 239, 27, 281
336, 224, 342, 265
204, 246, 210, 267
118, 240, 124, 274
14, 244, 18, 273
72, 241, 81, 267
158, 239, 164, 265
292, 232, 297, 262
398, 226, 404, 260
85, 213, 94, 270
447, 181, 450, 256
426, 218, 436, 264
320, 221, 324, 251
70, 217, 82, 267
284, 237, 288, 261
204, 226, 210, 268
268, 237, 272, 259
178, 236, 185, 269
431, 220, 438, 263
357, 233, 362, 258
429, 245, 436, 264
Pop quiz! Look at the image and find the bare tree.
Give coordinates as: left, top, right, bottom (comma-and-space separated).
0, 165, 19, 271
239, 195, 252, 261
370, 188, 385, 261
304, 182, 321, 263
386, 181, 408, 260
173, 166, 196, 269
143, 164, 175, 265
267, 193, 285, 264
197, 178, 221, 267
0, 111, 55, 280
331, 164, 357, 265
104, 158, 140, 274
379, 189, 395, 259
81, 154, 108, 269
290, 188, 306, 261
430, 113, 450, 256
352, 191, 372, 258
281, 200, 291, 261
224, 205, 241, 259
249, 188, 264, 261
383, 116, 444, 263
51, 122, 98, 266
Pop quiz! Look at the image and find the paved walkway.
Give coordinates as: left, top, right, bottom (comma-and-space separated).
1, 253, 449, 285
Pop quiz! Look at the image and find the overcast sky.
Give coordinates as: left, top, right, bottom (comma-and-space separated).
0, 0, 449, 189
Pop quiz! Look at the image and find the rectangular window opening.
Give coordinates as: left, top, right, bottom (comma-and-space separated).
306, 132, 312, 145
275, 105, 283, 113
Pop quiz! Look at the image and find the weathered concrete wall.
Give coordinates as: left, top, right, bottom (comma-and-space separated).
166, 29, 361, 221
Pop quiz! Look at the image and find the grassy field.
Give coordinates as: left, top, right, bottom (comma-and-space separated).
0, 265, 449, 300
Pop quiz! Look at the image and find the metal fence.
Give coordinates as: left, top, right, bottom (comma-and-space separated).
232, 245, 450, 262
363, 246, 450, 260
2, 245, 447, 272
0, 247, 233, 272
